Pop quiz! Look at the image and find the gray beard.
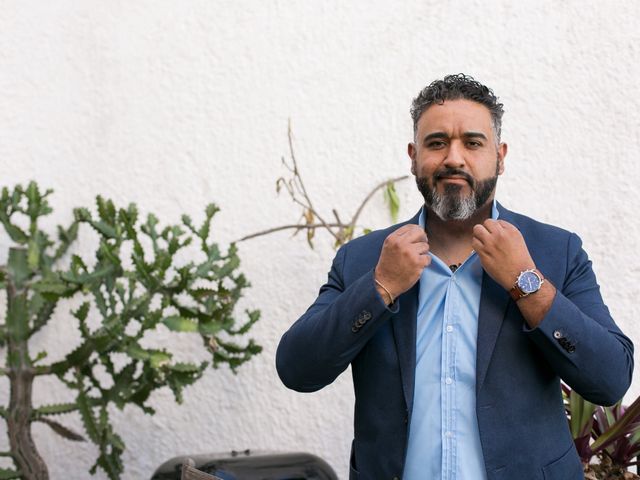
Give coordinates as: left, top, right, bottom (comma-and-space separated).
416, 168, 498, 221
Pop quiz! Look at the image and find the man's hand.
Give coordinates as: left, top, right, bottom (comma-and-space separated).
374, 224, 431, 303
472, 219, 556, 328
472, 219, 535, 290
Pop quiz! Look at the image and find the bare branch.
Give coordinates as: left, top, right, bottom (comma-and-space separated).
280, 155, 295, 174
332, 209, 342, 225
349, 175, 409, 230
285, 120, 338, 240
236, 223, 343, 243
244, 125, 410, 248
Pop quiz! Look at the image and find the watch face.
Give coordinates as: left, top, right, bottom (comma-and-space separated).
517, 270, 542, 294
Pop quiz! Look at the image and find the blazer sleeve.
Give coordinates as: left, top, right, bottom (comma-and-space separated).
276, 243, 399, 392
525, 232, 634, 405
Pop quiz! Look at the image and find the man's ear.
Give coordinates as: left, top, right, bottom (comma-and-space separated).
497, 142, 508, 175
408, 142, 417, 175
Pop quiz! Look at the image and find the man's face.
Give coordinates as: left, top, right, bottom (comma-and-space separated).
408, 99, 507, 221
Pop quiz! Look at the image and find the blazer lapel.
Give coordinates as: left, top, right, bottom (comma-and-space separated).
390, 209, 422, 414
476, 202, 517, 393
392, 282, 419, 415
475, 273, 510, 394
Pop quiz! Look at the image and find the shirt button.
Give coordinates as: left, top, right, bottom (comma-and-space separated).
445, 377, 453, 385
445, 431, 454, 438
446, 325, 453, 333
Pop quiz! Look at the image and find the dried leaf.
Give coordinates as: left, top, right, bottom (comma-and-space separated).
304, 209, 314, 225
306, 228, 315, 249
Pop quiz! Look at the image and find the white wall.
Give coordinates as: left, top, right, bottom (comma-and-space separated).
1, 1, 639, 478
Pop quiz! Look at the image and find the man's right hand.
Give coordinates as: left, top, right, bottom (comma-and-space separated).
374, 224, 431, 304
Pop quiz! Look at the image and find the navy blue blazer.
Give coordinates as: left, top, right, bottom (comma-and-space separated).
276, 204, 634, 480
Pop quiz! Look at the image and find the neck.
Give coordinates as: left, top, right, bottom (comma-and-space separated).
425, 200, 494, 262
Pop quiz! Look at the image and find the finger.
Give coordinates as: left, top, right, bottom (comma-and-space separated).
482, 218, 503, 233
418, 252, 432, 267
401, 225, 428, 244
471, 236, 485, 252
393, 225, 427, 244
472, 223, 489, 242
395, 224, 420, 236
385, 225, 422, 247
414, 242, 430, 256
497, 219, 518, 233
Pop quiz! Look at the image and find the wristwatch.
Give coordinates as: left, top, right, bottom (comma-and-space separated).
509, 269, 544, 301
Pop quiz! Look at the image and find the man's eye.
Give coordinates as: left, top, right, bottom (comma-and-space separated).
467, 141, 482, 148
427, 141, 446, 148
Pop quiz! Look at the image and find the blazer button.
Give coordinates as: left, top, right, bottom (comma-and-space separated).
351, 325, 359, 333
392, 476, 400, 480
362, 310, 372, 320
567, 345, 576, 353
553, 330, 563, 339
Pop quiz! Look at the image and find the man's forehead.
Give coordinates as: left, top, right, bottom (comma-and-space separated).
416, 99, 493, 134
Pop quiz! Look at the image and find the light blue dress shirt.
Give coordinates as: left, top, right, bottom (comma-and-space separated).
403, 202, 499, 480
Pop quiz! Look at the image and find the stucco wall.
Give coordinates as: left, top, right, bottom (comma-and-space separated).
1, 1, 639, 478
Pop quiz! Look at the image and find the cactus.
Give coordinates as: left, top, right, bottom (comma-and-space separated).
0, 182, 261, 479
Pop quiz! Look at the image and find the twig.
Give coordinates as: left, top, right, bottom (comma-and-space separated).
236, 223, 342, 243
285, 120, 339, 241
238, 124, 410, 248
349, 175, 409, 231
332, 209, 342, 225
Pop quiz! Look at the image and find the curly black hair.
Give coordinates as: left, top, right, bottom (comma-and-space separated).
410, 74, 504, 142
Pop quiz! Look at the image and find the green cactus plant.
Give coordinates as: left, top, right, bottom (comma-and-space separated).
0, 182, 261, 480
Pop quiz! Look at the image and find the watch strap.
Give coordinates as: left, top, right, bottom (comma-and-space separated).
509, 284, 527, 301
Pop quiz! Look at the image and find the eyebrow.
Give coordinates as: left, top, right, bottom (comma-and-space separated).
422, 131, 489, 143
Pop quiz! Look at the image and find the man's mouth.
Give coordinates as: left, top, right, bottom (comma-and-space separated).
437, 176, 473, 188
435, 170, 474, 187
439, 176, 468, 183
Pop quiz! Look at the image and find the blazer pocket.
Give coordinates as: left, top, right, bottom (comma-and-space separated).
542, 444, 583, 480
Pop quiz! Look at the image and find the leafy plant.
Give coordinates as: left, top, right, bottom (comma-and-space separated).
563, 384, 640, 479
0, 182, 261, 480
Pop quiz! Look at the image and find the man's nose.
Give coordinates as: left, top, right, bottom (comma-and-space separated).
443, 141, 466, 168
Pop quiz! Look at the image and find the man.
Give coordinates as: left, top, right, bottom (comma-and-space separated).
276, 74, 634, 479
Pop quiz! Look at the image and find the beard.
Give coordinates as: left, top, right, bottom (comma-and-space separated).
416, 161, 499, 221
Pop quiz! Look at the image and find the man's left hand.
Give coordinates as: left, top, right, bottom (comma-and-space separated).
472, 219, 535, 290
